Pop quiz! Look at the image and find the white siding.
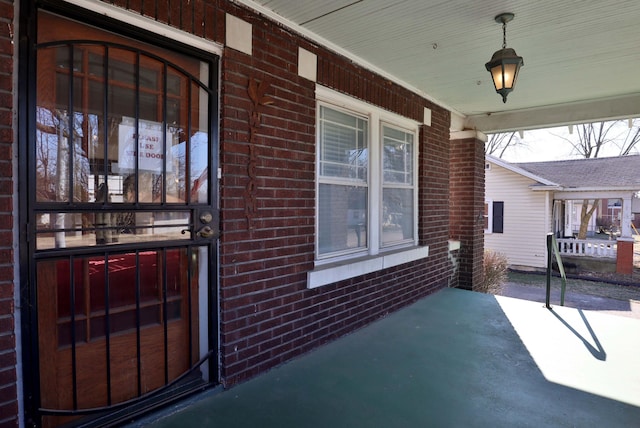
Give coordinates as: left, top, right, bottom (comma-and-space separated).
485, 164, 551, 269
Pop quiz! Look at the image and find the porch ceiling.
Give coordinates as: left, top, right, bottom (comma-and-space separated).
241, 0, 640, 133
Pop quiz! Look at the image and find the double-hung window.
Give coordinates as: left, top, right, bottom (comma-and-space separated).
317, 105, 369, 256
316, 87, 418, 263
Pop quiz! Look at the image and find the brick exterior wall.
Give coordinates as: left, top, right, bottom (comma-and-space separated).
449, 134, 486, 290
422, 111, 454, 287
0, 0, 17, 426
6, 0, 458, 424
216, 2, 453, 386
105, 0, 225, 42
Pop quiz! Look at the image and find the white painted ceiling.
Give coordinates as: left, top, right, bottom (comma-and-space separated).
240, 0, 640, 133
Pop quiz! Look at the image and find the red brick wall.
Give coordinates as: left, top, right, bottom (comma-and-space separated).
316, 54, 427, 122
217, 3, 452, 385
422, 110, 454, 286
449, 134, 486, 290
217, 3, 317, 383
5, 1, 456, 416
0, 0, 16, 426
102, 0, 225, 42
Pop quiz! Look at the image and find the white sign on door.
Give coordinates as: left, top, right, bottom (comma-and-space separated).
118, 117, 172, 173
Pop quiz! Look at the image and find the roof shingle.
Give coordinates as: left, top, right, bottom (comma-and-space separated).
515, 155, 640, 188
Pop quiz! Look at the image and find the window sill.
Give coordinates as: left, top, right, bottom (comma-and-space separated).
307, 246, 429, 289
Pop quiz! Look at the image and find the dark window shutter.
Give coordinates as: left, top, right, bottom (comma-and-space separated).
493, 201, 504, 233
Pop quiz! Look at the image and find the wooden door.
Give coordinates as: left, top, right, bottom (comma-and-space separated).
36, 250, 199, 424
26, 10, 218, 427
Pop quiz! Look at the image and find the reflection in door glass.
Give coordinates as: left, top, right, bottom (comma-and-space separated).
37, 43, 211, 206
190, 71, 210, 204
45, 249, 189, 343
35, 211, 192, 250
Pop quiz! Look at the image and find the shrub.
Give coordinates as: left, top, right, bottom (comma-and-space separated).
478, 250, 508, 294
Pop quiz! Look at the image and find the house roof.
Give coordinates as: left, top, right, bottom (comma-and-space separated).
514, 155, 640, 189
486, 155, 558, 187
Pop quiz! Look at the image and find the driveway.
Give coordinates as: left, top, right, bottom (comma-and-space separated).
502, 282, 640, 319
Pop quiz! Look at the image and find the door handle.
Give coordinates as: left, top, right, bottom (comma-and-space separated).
196, 225, 217, 239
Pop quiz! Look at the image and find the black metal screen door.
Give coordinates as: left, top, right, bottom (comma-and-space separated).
26, 10, 218, 427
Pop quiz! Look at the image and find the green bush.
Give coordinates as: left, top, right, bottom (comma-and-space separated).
478, 250, 508, 294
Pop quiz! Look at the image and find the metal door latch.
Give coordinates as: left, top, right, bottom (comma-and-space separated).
196, 225, 217, 239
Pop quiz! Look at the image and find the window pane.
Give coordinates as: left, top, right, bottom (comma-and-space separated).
484, 202, 490, 230
190, 70, 210, 203
41, 248, 187, 347
55, 45, 83, 72
35, 106, 71, 203
71, 87, 92, 204
188, 130, 209, 204
382, 188, 413, 246
108, 57, 135, 87
35, 211, 191, 250
383, 125, 413, 185
318, 183, 367, 255
319, 106, 368, 181
37, 46, 90, 203
165, 69, 188, 204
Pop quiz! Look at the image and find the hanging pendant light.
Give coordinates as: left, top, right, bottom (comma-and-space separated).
485, 13, 524, 103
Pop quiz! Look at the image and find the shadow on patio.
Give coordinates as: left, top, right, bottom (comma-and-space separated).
129, 288, 640, 427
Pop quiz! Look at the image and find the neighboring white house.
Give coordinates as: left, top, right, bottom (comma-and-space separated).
485, 154, 640, 270
485, 156, 555, 269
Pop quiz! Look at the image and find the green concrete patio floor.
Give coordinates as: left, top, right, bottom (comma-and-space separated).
131, 288, 640, 427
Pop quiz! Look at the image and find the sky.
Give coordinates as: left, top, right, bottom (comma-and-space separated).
495, 120, 640, 163
500, 127, 574, 163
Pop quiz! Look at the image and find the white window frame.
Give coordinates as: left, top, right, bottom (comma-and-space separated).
380, 121, 418, 249
484, 199, 493, 233
309, 86, 427, 288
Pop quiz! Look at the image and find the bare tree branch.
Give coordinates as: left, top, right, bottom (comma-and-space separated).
485, 132, 521, 157
617, 119, 640, 155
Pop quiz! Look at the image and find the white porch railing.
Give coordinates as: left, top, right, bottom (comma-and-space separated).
556, 238, 617, 258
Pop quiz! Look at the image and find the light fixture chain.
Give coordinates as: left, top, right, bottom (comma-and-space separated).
502, 21, 507, 48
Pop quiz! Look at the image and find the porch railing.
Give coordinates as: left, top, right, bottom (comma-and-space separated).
556, 238, 617, 258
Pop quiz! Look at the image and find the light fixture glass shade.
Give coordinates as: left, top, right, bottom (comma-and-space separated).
485, 47, 524, 103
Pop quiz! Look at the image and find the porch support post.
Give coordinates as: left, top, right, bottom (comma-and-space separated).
616, 238, 634, 275
616, 196, 634, 275
620, 196, 633, 239
450, 130, 486, 290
